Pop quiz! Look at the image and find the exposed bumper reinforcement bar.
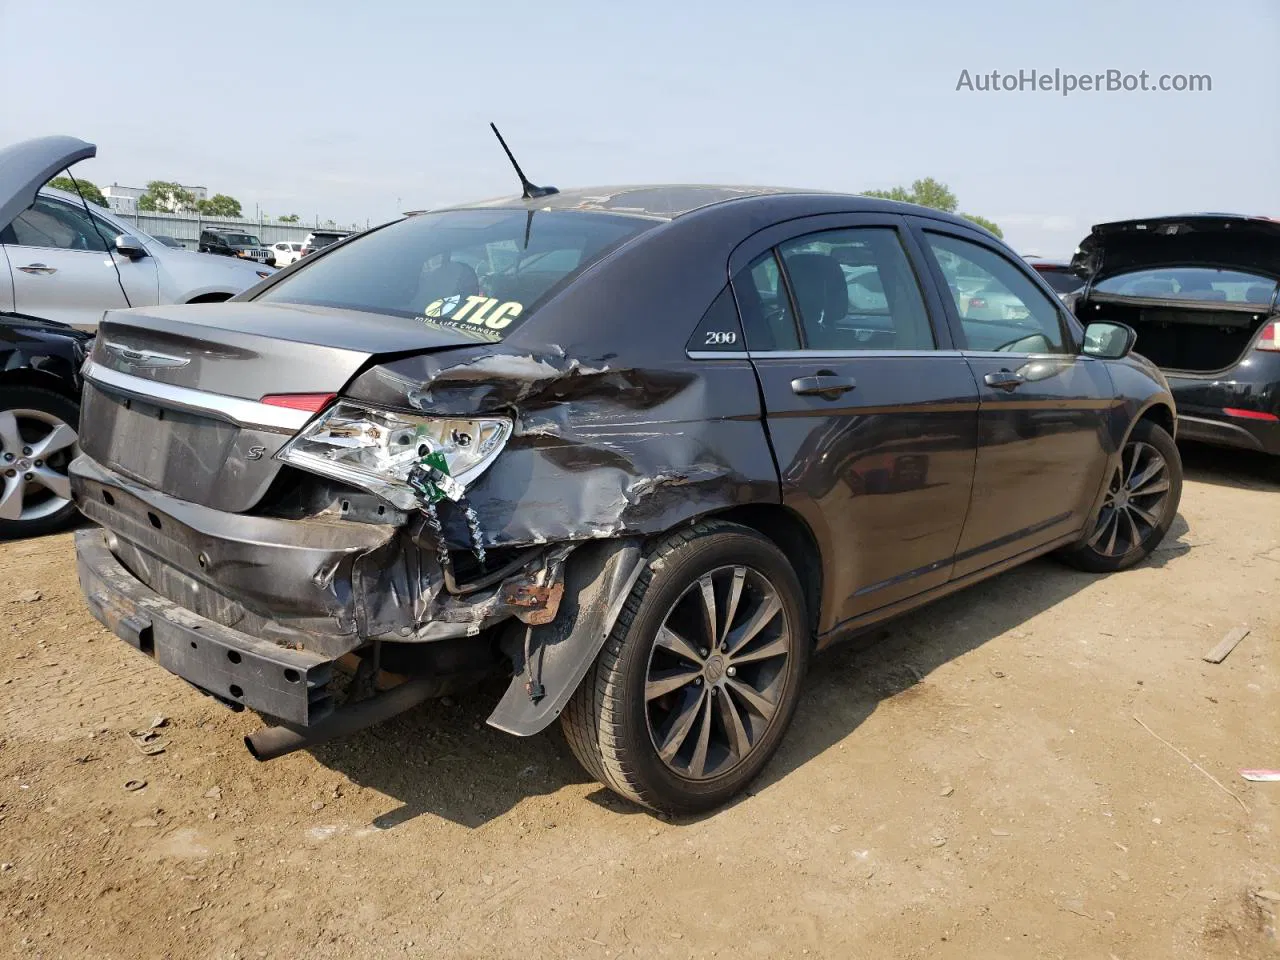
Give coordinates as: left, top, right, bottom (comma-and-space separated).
76, 528, 335, 727
244, 674, 442, 761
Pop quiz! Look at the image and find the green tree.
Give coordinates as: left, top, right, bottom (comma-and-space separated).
959, 213, 1003, 238
277, 213, 300, 223
862, 177, 1002, 238
48, 176, 107, 207
197, 193, 243, 218
138, 181, 198, 213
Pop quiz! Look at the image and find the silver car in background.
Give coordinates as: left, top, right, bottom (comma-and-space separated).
0, 137, 276, 330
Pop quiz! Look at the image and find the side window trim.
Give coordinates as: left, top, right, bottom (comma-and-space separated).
908, 218, 1076, 355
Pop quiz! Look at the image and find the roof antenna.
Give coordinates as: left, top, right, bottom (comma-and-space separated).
490, 123, 558, 200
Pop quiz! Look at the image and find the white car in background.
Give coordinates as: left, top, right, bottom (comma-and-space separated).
270, 241, 303, 266
0, 136, 275, 330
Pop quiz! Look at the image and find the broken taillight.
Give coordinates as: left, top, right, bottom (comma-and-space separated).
1256, 320, 1279, 352
260, 393, 336, 412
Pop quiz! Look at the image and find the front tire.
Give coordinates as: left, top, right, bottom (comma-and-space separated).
0, 387, 81, 539
561, 521, 810, 813
1059, 418, 1182, 573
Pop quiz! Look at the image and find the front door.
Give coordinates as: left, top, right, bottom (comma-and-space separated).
1, 195, 157, 329
733, 215, 980, 633
910, 221, 1113, 577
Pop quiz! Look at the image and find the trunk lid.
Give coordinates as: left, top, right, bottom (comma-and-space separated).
90, 301, 482, 399
81, 301, 482, 511
1071, 214, 1280, 282
0, 135, 97, 230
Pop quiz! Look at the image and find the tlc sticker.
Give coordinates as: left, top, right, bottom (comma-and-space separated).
424, 295, 523, 330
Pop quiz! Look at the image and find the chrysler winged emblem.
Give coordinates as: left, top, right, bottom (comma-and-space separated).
104, 342, 191, 369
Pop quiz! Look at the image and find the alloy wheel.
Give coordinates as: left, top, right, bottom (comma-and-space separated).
1086, 440, 1171, 558
0, 409, 78, 523
645, 565, 794, 781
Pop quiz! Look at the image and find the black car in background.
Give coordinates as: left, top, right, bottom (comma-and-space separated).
0, 312, 91, 537
199, 228, 275, 266
1071, 214, 1280, 457
1025, 256, 1085, 301
72, 186, 1181, 812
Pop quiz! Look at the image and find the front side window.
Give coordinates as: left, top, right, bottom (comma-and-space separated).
778, 228, 935, 351
1, 196, 115, 252
258, 209, 655, 342
927, 233, 1067, 353
1095, 267, 1278, 304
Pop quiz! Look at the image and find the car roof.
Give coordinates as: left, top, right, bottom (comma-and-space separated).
437, 183, 988, 230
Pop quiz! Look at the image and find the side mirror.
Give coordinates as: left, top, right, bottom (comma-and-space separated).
114, 234, 148, 259
1081, 321, 1136, 359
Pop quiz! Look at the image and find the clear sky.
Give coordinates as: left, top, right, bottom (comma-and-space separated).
2, 0, 1276, 257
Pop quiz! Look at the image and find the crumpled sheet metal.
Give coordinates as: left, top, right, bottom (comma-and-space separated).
345, 342, 778, 551
353, 521, 574, 643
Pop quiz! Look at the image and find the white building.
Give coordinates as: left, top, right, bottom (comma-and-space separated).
102, 182, 207, 215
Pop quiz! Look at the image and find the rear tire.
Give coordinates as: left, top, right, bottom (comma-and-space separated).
1059, 418, 1182, 573
0, 386, 81, 539
561, 521, 810, 813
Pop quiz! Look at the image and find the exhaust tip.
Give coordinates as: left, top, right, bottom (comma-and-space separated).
243, 734, 264, 761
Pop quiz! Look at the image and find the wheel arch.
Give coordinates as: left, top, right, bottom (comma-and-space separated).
0, 365, 80, 402
1134, 399, 1176, 441
701, 503, 822, 641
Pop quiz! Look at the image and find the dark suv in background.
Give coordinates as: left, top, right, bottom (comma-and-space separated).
199, 229, 275, 266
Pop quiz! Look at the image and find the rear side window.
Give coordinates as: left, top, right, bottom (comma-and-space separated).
734, 252, 801, 350
778, 228, 935, 351
258, 209, 656, 342
926, 233, 1068, 353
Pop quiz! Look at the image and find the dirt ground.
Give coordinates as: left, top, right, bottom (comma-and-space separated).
0, 443, 1276, 960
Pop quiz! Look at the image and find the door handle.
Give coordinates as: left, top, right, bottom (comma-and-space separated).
18, 263, 57, 275
790, 374, 857, 398
983, 369, 1024, 391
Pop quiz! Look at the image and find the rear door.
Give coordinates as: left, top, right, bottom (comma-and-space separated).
732, 214, 980, 632
1, 195, 157, 328
910, 219, 1114, 576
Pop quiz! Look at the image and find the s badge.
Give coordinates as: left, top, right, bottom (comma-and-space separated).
245, 445, 268, 460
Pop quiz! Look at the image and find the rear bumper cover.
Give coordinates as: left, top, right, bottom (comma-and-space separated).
1175, 414, 1280, 455
1168, 369, 1280, 455
76, 528, 335, 726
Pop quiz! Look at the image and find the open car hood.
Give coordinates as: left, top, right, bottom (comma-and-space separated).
1071, 214, 1280, 283
0, 136, 97, 231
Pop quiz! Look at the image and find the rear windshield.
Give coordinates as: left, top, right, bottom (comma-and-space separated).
260, 209, 656, 341
1095, 267, 1277, 304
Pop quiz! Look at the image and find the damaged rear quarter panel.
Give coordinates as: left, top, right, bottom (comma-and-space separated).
347, 346, 778, 547
343, 207, 794, 548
